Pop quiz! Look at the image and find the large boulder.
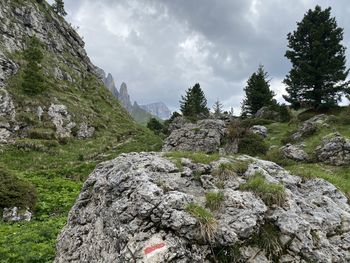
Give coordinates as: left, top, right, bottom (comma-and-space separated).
163, 119, 227, 153
249, 125, 268, 138
55, 152, 350, 263
315, 133, 350, 166
255, 106, 280, 121
281, 144, 308, 162
291, 114, 328, 141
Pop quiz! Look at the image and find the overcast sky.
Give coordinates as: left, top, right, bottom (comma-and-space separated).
51, 0, 350, 112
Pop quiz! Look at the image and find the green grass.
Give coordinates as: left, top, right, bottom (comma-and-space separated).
205, 191, 225, 210
286, 163, 350, 195
186, 203, 217, 241
212, 161, 250, 178
240, 172, 285, 207
164, 151, 220, 165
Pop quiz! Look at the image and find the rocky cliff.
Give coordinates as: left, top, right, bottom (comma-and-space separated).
0, 0, 144, 145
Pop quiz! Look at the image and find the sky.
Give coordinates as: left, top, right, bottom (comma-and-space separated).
49, 0, 350, 113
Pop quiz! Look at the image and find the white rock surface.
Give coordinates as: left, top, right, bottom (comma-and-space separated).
55, 153, 350, 263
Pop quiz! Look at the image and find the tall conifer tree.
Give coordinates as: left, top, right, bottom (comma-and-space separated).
241, 65, 275, 116
284, 5, 349, 109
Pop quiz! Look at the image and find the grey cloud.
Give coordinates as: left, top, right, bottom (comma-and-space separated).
59, 0, 350, 111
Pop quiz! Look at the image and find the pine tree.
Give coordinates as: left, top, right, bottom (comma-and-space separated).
284, 5, 349, 110
147, 118, 163, 135
241, 65, 275, 116
52, 0, 67, 16
180, 83, 209, 120
212, 99, 223, 118
22, 37, 46, 95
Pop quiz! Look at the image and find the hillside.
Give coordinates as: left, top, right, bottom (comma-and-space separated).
0, 0, 161, 261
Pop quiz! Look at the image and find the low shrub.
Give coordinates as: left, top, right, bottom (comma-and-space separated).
240, 172, 285, 207
27, 128, 56, 140
238, 133, 268, 156
0, 167, 37, 211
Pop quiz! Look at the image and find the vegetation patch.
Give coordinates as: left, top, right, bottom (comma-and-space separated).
164, 151, 220, 165
186, 203, 217, 241
0, 167, 37, 211
213, 161, 250, 178
249, 222, 282, 260
238, 133, 268, 156
205, 191, 225, 210
240, 172, 285, 207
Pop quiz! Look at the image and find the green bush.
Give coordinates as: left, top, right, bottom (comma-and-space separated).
0, 168, 36, 211
27, 128, 56, 140
147, 117, 164, 135
240, 172, 285, 206
238, 133, 268, 156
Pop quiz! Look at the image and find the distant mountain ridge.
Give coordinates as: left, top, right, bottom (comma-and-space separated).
98, 71, 171, 122
140, 102, 171, 120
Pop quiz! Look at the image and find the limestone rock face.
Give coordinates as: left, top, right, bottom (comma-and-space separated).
55, 153, 350, 263
77, 123, 95, 139
48, 104, 76, 138
249, 125, 268, 138
281, 144, 308, 161
315, 133, 350, 166
291, 114, 328, 141
255, 106, 280, 121
3, 207, 32, 222
163, 119, 227, 153
119, 82, 133, 112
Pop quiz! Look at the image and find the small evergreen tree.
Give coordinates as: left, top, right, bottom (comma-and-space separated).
52, 0, 67, 16
180, 83, 209, 120
284, 5, 349, 109
212, 99, 223, 118
241, 65, 275, 116
22, 37, 46, 95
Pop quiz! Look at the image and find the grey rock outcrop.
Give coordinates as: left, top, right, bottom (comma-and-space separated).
77, 123, 95, 139
104, 73, 119, 98
291, 114, 328, 141
48, 104, 76, 138
249, 125, 268, 138
55, 152, 350, 263
281, 144, 308, 161
163, 119, 227, 153
119, 82, 133, 112
315, 133, 350, 166
255, 106, 280, 121
3, 207, 32, 222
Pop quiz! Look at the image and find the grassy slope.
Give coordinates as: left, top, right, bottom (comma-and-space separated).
264, 108, 350, 196
0, 2, 162, 262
